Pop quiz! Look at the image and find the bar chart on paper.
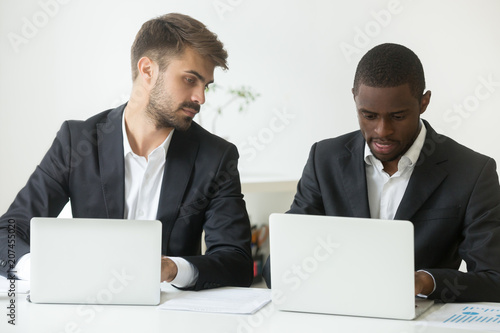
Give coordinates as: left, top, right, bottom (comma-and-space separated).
444, 306, 500, 324
425, 304, 500, 331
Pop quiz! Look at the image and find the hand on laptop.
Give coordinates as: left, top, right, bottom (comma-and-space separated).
414, 271, 434, 296
161, 256, 178, 282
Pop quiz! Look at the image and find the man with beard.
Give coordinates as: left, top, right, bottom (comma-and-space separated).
0, 13, 253, 290
263, 43, 500, 302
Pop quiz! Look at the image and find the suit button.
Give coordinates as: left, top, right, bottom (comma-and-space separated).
0, 260, 6, 267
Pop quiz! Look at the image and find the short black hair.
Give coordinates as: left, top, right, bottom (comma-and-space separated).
353, 43, 425, 100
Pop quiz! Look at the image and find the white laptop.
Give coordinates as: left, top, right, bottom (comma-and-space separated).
269, 213, 434, 320
29, 217, 162, 305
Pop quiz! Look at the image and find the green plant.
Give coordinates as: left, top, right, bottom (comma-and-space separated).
203, 84, 260, 133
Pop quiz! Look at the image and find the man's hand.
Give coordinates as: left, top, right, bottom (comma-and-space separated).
161, 256, 178, 282
415, 271, 434, 296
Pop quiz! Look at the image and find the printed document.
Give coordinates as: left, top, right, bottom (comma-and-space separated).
159, 287, 271, 314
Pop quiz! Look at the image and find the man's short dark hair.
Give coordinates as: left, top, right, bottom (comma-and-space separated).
353, 43, 425, 100
130, 13, 228, 81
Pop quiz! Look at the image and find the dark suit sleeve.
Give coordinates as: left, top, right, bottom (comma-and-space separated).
182, 145, 253, 290
288, 143, 326, 215
425, 158, 500, 302
0, 122, 71, 277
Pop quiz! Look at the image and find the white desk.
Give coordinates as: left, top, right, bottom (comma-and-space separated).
0, 282, 488, 333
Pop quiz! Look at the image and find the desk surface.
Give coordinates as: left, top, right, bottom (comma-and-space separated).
0, 282, 490, 333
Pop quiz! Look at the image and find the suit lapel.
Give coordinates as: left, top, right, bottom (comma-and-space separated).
395, 121, 448, 220
339, 133, 371, 218
156, 126, 199, 253
97, 105, 125, 218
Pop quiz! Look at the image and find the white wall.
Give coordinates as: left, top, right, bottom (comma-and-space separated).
1, 0, 500, 214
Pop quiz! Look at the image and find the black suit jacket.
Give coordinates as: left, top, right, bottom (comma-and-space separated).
264, 120, 500, 302
0, 104, 253, 290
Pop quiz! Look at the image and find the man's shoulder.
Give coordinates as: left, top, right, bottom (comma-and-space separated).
184, 121, 236, 151
65, 105, 123, 129
315, 130, 363, 152
51, 105, 123, 144
424, 122, 492, 163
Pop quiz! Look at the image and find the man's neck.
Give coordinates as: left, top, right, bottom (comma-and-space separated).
382, 160, 399, 177
124, 104, 172, 159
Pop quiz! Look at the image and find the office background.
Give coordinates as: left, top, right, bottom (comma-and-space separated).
1, 0, 500, 216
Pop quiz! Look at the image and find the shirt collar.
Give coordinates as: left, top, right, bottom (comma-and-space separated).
364, 119, 427, 170
122, 111, 174, 159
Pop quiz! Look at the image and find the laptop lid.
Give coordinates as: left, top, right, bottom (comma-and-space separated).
269, 213, 429, 320
30, 218, 162, 305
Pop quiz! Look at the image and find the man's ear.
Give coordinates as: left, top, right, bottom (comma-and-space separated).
420, 90, 432, 115
136, 56, 159, 87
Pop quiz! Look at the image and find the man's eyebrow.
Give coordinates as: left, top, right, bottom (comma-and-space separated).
358, 108, 376, 113
358, 109, 409, 114
185, 70, 214, 85
391, 109, 410, 114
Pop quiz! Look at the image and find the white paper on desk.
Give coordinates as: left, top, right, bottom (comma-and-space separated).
158, 287, 271, 314
423, 303, 500, 331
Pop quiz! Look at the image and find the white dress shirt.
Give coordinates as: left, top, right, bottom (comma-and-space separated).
122, 113, 198, 288
364, 120, 426, 220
